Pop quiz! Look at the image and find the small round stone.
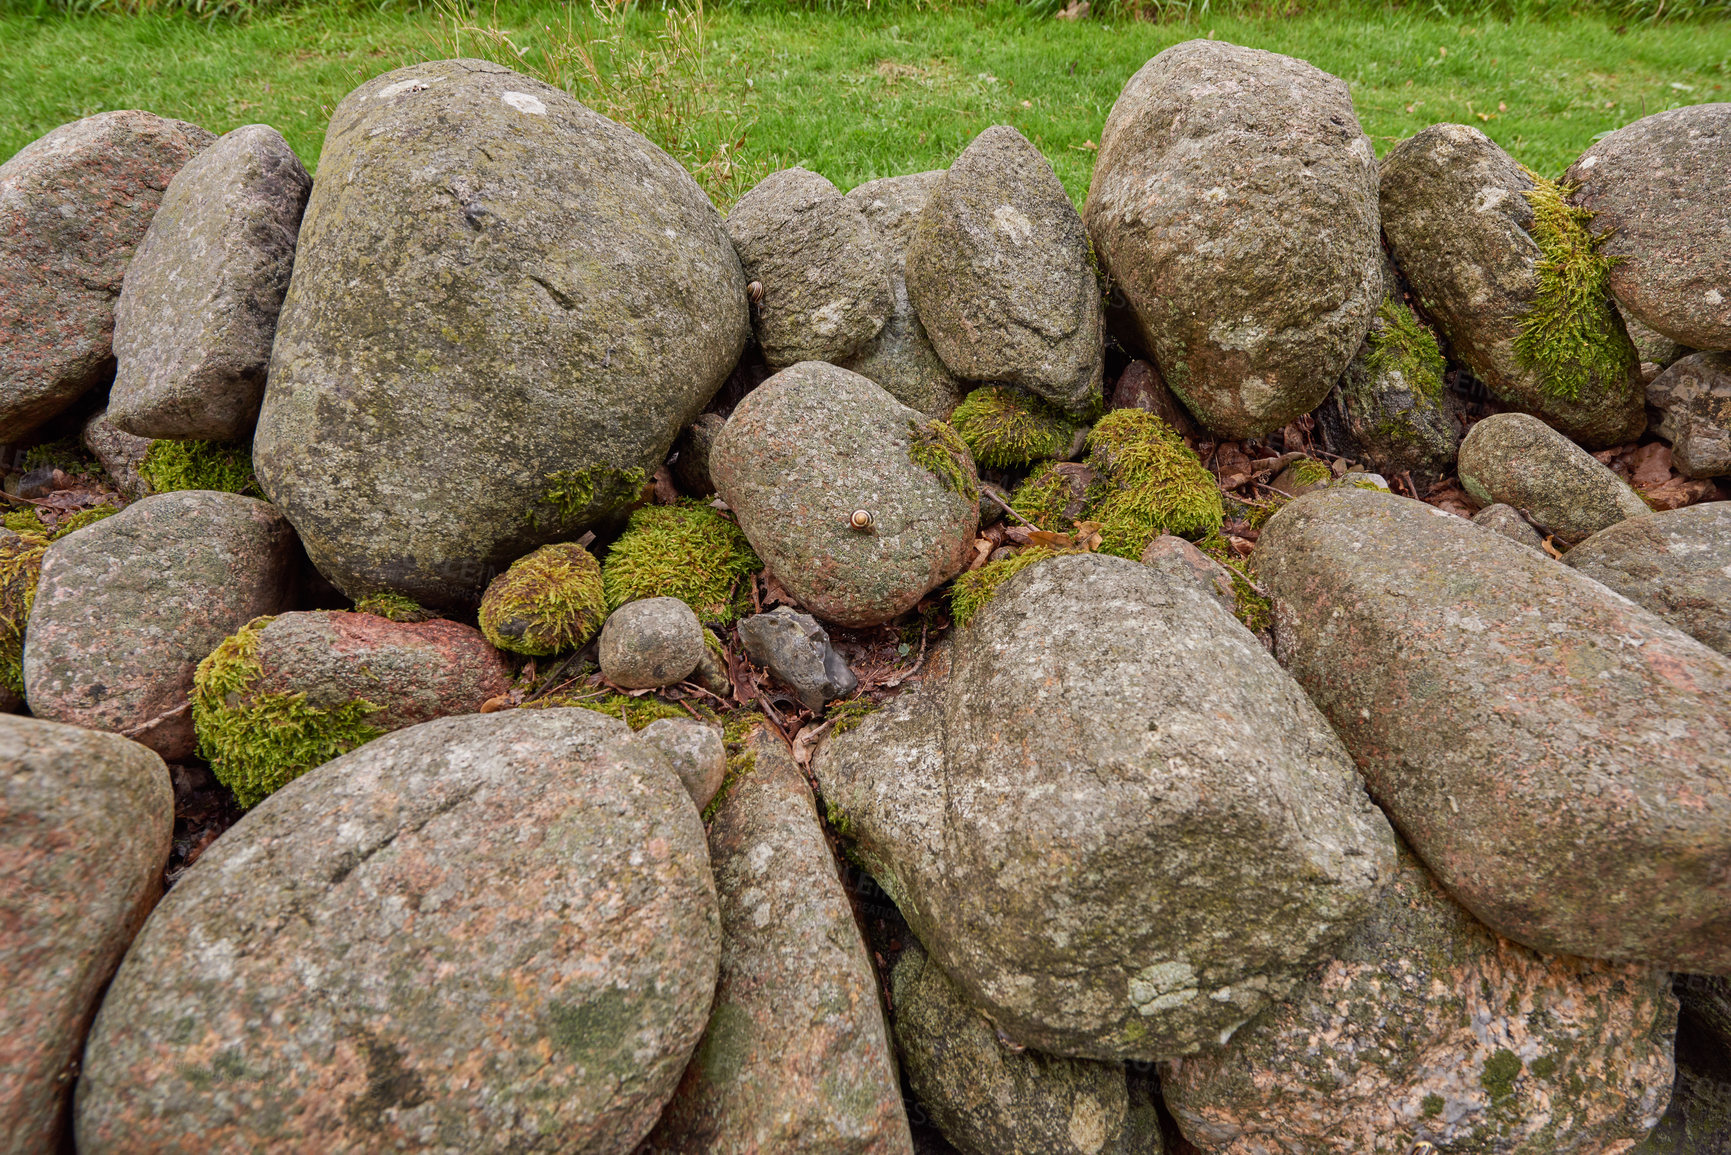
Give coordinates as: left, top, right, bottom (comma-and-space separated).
599, 597, 706, 689
638, 717, 726, 810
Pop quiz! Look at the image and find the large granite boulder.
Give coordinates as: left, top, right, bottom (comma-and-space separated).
645, 730, 911, 1154
1565, 502, 1731, 657
1379, 124, 1646, 447
1258, 487, 1731, 972
813, 552, 1396, 1061
1083, 40, 1380, 439
0, 110, 215, 437
1647, 351, 1731, 478
0, 716, 172, 1155
109, 124, 311, 441
254, 60, 749, 607
907, 126, 1102, 415
839, 171, 965, 417
1565, 104, 1731, 352
893, 939, 1161, 1155
1162, 843, 1677, 1153
1456, 411, 1650, 545
24, 491, 300, 761
725, 167, 892, 369
711, 362, 978, 627
75, 708, 720, 1153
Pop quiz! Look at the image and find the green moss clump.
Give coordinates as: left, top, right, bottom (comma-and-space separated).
352, 592, 436, 623
49, 505, 116, 539
479, 542, 607, 656
1010, 461, 1086, 533
949, 547, 1074, 627
3, 510, 45, 536
524, 690, 694, 731
536, 464, 648, 528
1480, 1047, 1523, 1101
1284, 459, 1334, 488
826, 696, 879, 735
1365, 296, 1447, 396
1421, 1092, 1445, 1118
1514, 171, 1634, 404
1197, 535, 1273, 635
1, 528, 49, 696
906, 419, 980, 503
1084, 409, 1223, 559
139, 439, 262, 496
949, 386, 1080, 470
20, 438, 101, 476
192, 617, 385, 808
601, 501, 761, 623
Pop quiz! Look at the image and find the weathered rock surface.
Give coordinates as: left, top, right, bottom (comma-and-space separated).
725, 167, 891, 368
1163, 842, 1678, 1154
1379, 124, 1646, 447
254, 60, 748, 607
712, 362, 978, 627
1258, 487, 1731, 971
908, 126, 1102, 414
1565, 104, 1731, 351
108, 124, 310, 441
24, 491, 300, 760
737, 606, 858, 712
638, 717, 725, 810
893, 939, 1157, 1155
1111, 359, 1200, 443
1139, 534, 1237, 619
80, 407, 152, 499
0, 110, 214, 437
1565, 502, 1731, 657
672, 413, 727, 499
1471, 502, 1546, 552
1457, 411, 1649, 544
1647, 351, 1731, 478
75, 708, 720, 1153
814, 552, 1396, 1061
0, 716, 172, 1155
839, 171, 965, 417
644, 731, 911, 1154
1626, 315, 1692, 373
1084, 40, 1381, 439
599, 596, 705, 689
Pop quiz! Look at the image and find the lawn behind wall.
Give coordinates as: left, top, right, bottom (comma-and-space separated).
0, 0, 1725, 207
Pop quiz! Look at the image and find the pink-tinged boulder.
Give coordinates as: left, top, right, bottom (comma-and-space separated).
75, 708, 720, 1154
644, 729, 912, 1154
1, 715, 172, 1155
23, 490, 300, 760
0, 111, 215, 437
1258, 487, 1731, 972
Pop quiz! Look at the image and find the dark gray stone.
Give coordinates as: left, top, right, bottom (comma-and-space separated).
813, 552, 1396, 1061
599, 597, 705, 689
75, 708, 720, 1154
1258, 487, 1731, 972
1456, 412, 1649, 544
0, 110, 215, 437
1647, 351, 1731, 478
0, 716, 172, 1155
109, 124, 311, 441
673, 413, 727, 499
1565, 502, 1731, 657
1565, 104, 1731, 351
1084, 40, 1381, 439
908, 127, 1102, 415
725, 167, 891, 368
254, 60, 748, 607
737, 606, 858, 712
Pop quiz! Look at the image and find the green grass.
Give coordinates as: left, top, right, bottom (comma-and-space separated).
0, 2, 1725, 203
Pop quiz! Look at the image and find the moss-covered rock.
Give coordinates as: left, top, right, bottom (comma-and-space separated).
1010, 461, 1097, 533
349, 591, 436, 623
1083, 409, 1223, 559
0, 527, 48, 705
602, 502, 760, 624
950, 385, 1081, 470
193, 610, 512, 808
479, 542, 606, 656
137, 437, 261, 496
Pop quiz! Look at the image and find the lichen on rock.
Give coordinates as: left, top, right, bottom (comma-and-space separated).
479, 542, 607, 656
602, 501, 761, 623
949, 385, 1081, 470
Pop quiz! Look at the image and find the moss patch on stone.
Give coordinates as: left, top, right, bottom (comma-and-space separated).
950, 546, 1075, 627
479, 542, 607, 657
140, 438, 262, 496
1365, 296, 1448, 396
1514, 171, 1634, 404
1480, 1047, 1524, 1101
0, 528, 48, 696
1009, 462, 1077, 532
949, 385, 1080, 470
522, 690, 693, 731
601, 501, 761, 623
826, 696, 879, 735
1200, 536, 1274, 635
1084, 409, 1223, 559
2, 510, 44, 535
351, 592, 436, 623
192, 616, 385, 808
534, 464, 648, 529
906, 418, 980, 503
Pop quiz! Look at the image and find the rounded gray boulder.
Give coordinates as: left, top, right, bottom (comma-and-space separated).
813, 552, 1396, 1061
1565, 501, 1731, 657
712, 362, 978, 627
109, 123, 312, 441
599, 597, 705, 689
1258, 487, 1731, 972
1456, 411, 1649, 545
1084, 40, 1381, 439
908, 126, 1103, 415
75, 708, 720, 1154
255, 60, 749, 607
1565, 104, 1731, 351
